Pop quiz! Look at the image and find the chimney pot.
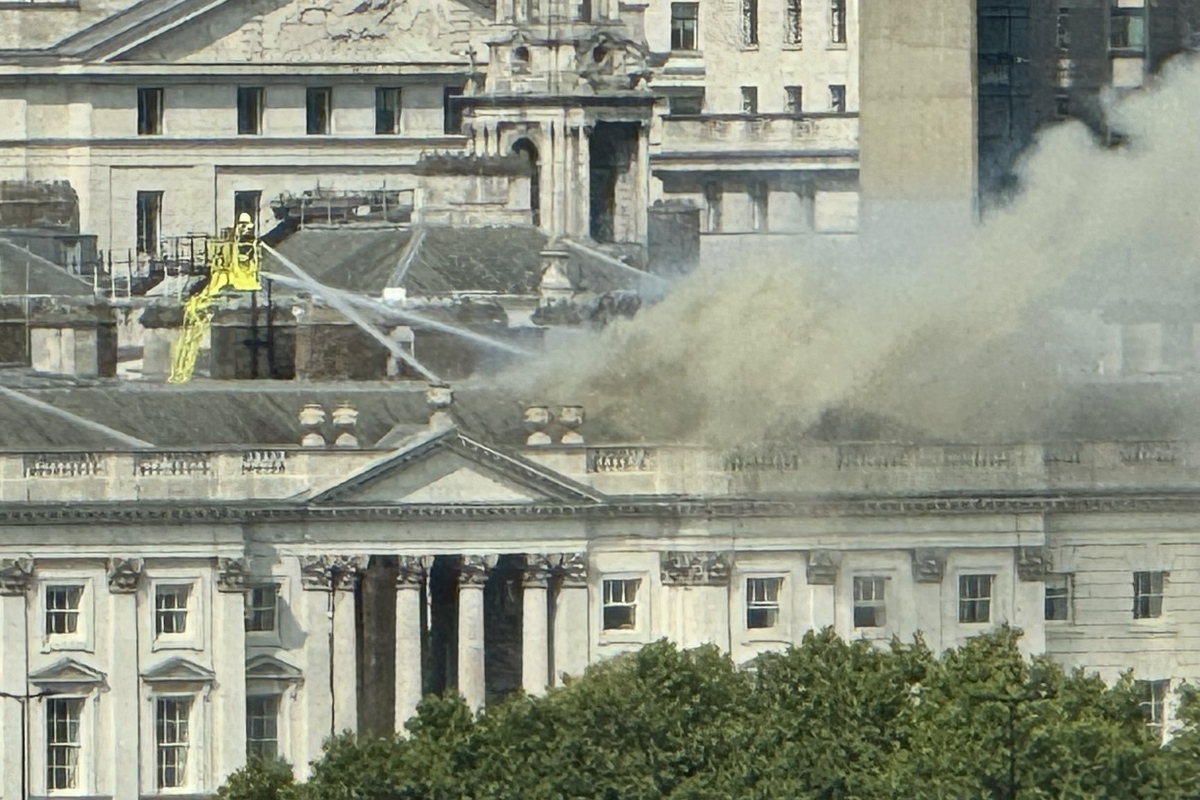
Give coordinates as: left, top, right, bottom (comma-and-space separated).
524, 405, 551, 429
332, 403, 358, 428
299, 403, 326, 428
426, 385, 454, 410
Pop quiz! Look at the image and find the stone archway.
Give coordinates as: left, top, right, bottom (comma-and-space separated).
511, 138, 541, 227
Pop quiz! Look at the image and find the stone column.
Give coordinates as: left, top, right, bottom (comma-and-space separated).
0, 559, 32, 800
552, 552, 589, 686
395, 556, 429, 733
457, 555, 495, 712
107, 558, 142, 800
214, 558, 249, 784
521, 556, 555, 696
634, 122, 650, 245
330, 559, 363, 735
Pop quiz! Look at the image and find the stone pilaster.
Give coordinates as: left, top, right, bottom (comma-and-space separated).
522, 555, 555, 696
457, 555, 496, 712
214, 558, 248, 785
552, 552, 589, 686
0, 558, 30, 800
106, 558, 141, 800
911, 549, 947, 648
395, 556, 429, 734
298, 555, 366, 749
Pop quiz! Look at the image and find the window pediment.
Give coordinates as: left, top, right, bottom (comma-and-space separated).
29, 657, 107, 691
245, 654, 303, 683
140, 656, 215, 686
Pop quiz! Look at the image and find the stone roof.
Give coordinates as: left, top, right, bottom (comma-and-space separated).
0, 240, 95, 297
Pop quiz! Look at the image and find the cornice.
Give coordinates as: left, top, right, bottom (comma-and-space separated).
5, 491, 1200, 524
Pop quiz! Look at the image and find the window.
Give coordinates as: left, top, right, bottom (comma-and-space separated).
245, 585, 278, 633
786, 0, 802, 45
306, 87, 332, 135
829, 84, 846, 113
1137, 679, 1169, 738
45, 585, 83, 635
443, 86, 464, 134
669, 93, 704, 115
375, 87, 401, 134
46, 697, 83, 792
246, 695, 279, 761
742, 0, 758, 46
602, 578, 639, 630
155, 585, 190, 636
741, 86, 758, 114
751, 181, 769, 232
785, 86, 803, 114
746, 577, 781, 629
1054, 94, 1070, 120
958, 574, 993, 624
704, 182, 722, 232
830, 0, 846, 45
1045, 574, 1070, 621
1111, 8, 1146, 52
853, 577, 887, 628
137, 87, 163, 135
1133, 571, 1165, 619
156, 697, 191, 790
233, 191, 261, 233
136, 191, 163, 258
237, 87, 263, 135
1056, 7, 1070, 54
671, 3, 699, 51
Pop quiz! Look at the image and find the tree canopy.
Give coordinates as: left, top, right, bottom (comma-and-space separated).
220, 627, 1200, 800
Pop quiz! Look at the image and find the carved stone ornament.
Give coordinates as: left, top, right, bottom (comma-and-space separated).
805, 550, 840, 586
458, 554, 499, 586
0, 558, 33, 596
216, 557, 250, 593
912, 549, 947, 584
522, 554, 557, 588
396, 555, 431, 588
107, 558, 144, 594
299, 555, 367, 591
555, 552, 588, 587
1017, 547, 1051, 582
660, 551, 731, 587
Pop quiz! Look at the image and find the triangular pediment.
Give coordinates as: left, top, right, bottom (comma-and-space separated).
101, 0, 478, 65
29, 658, 107, 688
246, 654, 304, 683
312, 428, 603, 506
141, 657, 215, 685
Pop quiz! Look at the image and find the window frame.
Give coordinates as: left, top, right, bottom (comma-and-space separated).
1109, 7, 1147, 55
1044, 573, 1071, 622
45, 696, 85, 795
958, 574, 994, 624
785, 85, 803, 114
601, 577, 641, 633
151, 578, 204, 651
305, 87, 332, 136
375, 86, 402, 135
853, 575, 887, 629
443, 86, 465, 135
155, 695, 193, 792
135, 190, 163, 258
785, 0, 802, 46
829, 0, 847, 47
670, 2, 699, 52
244, 584, 279, 636
740, 86, 758, 115
1136, 679, 1169, 740
42, 581, 90, 651
745, 576, 782, 630
137, 87, 163, 136
741, 0, 758, 47
1133, 570, 1165, 620
829, 84, 847, 114
237, 86, 264, 136
246, 694, 281, 762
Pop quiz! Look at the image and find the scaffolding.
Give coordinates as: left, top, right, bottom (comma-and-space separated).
272, 184, 416, 229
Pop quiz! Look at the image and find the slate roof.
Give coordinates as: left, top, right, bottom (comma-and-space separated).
0, 240, 95, 297
266, 224, 653, 298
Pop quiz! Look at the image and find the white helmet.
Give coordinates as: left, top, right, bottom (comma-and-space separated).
237, 212, 253, 225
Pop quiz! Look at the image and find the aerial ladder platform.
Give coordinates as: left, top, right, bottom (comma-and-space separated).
167, 214, 262, 384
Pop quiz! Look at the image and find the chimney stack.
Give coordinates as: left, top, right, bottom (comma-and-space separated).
426, 384, 454, 431
299, 403, 326, 448
524, 405, 551, 445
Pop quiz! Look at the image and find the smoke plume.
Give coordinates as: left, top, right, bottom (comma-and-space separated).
514, 56, 1200, 448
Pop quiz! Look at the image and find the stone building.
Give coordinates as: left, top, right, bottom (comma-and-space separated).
0, 0, 862, 276
0, 379, 1198, 796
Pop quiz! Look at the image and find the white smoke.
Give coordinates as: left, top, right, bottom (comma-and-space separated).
512, 55, 1200, 447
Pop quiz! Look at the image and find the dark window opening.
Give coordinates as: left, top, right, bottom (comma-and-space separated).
830, 0, 846, 45
375, 87, 402, 134
237, 87, 263, 135
1045, 574, 1070, 621
138, 88, 163, 135
443, 86, 465, 134
786, 85, 803, 113
234, 191, 262, 233
136, 191, 163, 257
786, 0, 802, 45
669, 93, 704, 115
671, 3, 699, 51
1111, 8, 1146, 52
306, 87, 332, 135
958, 574, 993, 623
741, 86, 758, 114
742, 0, 758, 46
829, 84, 846, 113
512, 138, 541, 227
1056, 7, 1070, 54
